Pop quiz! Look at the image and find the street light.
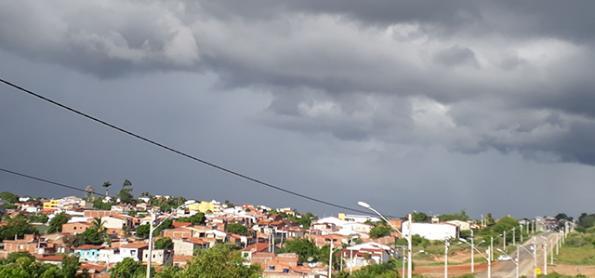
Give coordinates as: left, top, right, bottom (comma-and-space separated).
539, 236, 548, 275
518, 240, 537, 278
358, 201, 413, 278
459, 238, 491, 278
146, 211, 171, 278
496, 248, 520, 278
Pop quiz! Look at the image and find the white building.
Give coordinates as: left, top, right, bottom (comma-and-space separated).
343, 242, 393, 269
401, 221, 459, 240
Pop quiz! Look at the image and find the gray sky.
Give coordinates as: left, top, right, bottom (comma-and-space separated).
1, 0, 594, 218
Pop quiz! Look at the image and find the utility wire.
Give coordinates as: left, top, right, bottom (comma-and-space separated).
0, 77, 370, 214
0, 167, 101, 196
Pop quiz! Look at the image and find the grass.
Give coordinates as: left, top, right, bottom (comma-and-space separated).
557, 231, 595, 265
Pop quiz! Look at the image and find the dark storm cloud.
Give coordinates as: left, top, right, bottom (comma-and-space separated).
1, 1, 595, 217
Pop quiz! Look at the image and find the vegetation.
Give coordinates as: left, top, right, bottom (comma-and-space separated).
0, 192, 19, 204
149, 196, 186, 212
135, 224, 150, 239
411, 212, 429, 223
576, 213, 595, 231
110, 257, 146, 278
28, 213, 49, 224
0, 214, 36, 241
155, 237, 174, 250
72, 218, 109, 245
47, 212, 70, 233
225, 223, 249, 236
271, 211, 317, 228
557, 230, 595, 265
438, 210, 469, 222
369, 223, 392, 238
279, 238, 320, 263
0, 253, 80, 278
118, 179, 134, 204
92, 198, 113, 210
176, 213, 206, 225
336, 260, 399, 278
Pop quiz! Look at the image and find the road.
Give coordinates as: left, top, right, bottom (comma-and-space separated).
476, 232, 560, 278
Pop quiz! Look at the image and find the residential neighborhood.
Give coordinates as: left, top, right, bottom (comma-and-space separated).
0, 189, 590, 277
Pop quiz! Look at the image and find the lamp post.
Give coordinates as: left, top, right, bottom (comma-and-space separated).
496, 247, 519, 278
539, 236, 548, 275
513, 227, 516, 246
146, 211, 171, 278
518, 240, 537, 278
358, 201, 412, 278
459, 238, 491, 278
444, 239, 449, 278
470, 229, 475, 273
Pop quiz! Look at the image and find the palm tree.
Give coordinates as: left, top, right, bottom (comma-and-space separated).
91, 217, 106, 233
102, 181, 111, 197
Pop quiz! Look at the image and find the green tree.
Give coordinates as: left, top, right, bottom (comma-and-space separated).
60, 255, 80, 277
181, 244, 260, 278
412, 212, 429, 222
0, 215, 36, 240
119, 179, 134, 204
47, 212, 70, 233
28, 214, 49, 224
439, 210, 469, 222
136, 224, 150, 239
370, 224, 392, 239
176, 213, 205, 225
279, 238, 320, 263
155, 237, 174, 250
578, 213, 595, 230
225, 223, 249, 236
110, 257, 145, 278
92, 198, 112, 210
0, 192, 18, 204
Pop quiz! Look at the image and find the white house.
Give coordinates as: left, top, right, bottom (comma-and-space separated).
343, 242, 393, 269
119, 241, 148, 261
401, 221, 459, 240
142, 249, 173, 266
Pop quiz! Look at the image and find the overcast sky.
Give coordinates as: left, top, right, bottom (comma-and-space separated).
1, 0, 594, 218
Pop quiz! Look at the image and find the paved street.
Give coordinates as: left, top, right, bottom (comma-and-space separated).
477, 232, 559, 278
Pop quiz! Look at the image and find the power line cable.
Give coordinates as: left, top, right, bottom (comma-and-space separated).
0, 167, 101, 196
0, 77, 370, 214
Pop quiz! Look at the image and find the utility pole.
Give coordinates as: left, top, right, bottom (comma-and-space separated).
516, 245, 520, 278
444, 239, 449, 278
146, 212, 155, 278
470, 229, 475, 273
520, 225, 523, 243
532, 237, 537, 278
512, 227, 516, 246
328, 239, 333, 278
503, 230, 507, 250
407, 213, 412, 278
490, 236, 494, 262
543, 239, 548, 275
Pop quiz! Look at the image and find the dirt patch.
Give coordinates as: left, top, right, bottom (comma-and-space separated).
549, 264, 595, 277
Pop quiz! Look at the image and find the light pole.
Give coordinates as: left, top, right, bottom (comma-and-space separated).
459, 238, 491, 278
358, 201, 413, 278
520, 225, 523, 243
512, 227, 516, 246
503, 230, 507, 250
444, 238, 450, 278
518, 240, 537, 278
470, 229, 475, 273
146, 211, 171, 278
490, 236, 494, 262
328, 239, 334, 278
539, 236, 548, 275
496, 247, 519, 278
